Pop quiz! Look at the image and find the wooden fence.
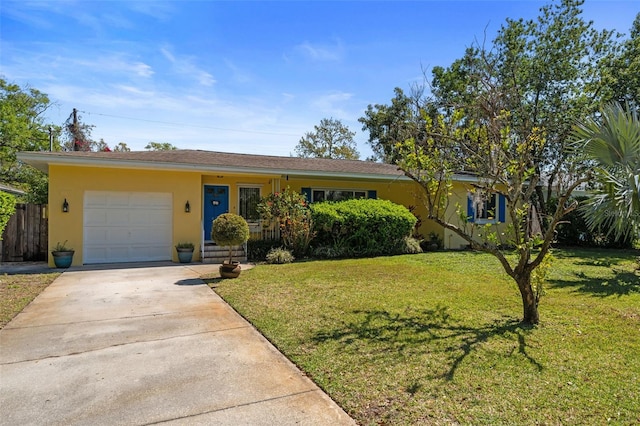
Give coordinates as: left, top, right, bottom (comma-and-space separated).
1, 204, 48, 262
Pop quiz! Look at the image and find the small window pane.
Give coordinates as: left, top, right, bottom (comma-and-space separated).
240, 187, 260, 221
476, 193, 497, 220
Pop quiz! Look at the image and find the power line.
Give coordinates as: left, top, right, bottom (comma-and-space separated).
79, 110, 301, 137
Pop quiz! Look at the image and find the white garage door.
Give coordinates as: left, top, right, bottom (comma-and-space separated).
83, 191, 173, 264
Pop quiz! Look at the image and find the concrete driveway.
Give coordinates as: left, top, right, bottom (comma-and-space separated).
0, 263, 355, 425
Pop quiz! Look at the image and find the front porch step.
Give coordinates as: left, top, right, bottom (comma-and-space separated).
201, 243, 247, 264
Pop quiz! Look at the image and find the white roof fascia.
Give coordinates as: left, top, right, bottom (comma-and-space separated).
18, 152, 482, 183
17, 152, 411, 182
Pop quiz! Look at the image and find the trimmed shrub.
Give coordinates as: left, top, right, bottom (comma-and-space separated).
211, 213, 250, 263
265, 247, 295, 264
310, 198, 417, 257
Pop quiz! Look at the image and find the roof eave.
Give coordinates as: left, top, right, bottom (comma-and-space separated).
17, 152, 409, 181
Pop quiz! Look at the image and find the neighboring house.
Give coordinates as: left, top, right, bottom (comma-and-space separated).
17, 150, 509, 266
0, 183, 26, 197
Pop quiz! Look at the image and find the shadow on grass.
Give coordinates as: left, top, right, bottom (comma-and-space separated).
552, 248, 639, 264
312, 306, 541, 380
549, 270, 639, 297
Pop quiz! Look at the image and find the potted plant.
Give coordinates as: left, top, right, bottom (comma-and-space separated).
51, 241, 74, 268
175, 242, 195, 263
211, 213, 250, 278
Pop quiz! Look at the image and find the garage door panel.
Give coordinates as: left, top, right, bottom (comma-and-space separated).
129, 228, 171, 245
106, 193, 131, 207
129, 210, 171, 226
84, 192, 108, 208
132, 194, 169, 208
83, 210, 107, 226
84, 191, 173, 264
143, 211, 172, 225
106, 211, 131, 226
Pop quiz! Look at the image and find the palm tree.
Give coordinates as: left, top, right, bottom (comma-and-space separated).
572, 102, 640, 241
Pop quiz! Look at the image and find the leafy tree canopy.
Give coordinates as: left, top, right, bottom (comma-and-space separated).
145, 141, 177, 151
295, 118, 359, 160
113, 142, 131, 152
600, 13, 640, 109
0, 78, 58, 202
365, 0, 624, 324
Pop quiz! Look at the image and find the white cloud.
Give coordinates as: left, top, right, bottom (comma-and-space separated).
310, 91, 354, 116
131, 62, 154, 78
160, 45, 216, 87
223, 59, 253, 84
293, 39, 345, 62
160, 46, 176, 63
127, 1, 175, 21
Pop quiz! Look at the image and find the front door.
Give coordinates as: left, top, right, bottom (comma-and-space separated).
204, 185, 229, 241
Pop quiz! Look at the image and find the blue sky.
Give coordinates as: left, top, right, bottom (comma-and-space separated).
1, 1, 638, 159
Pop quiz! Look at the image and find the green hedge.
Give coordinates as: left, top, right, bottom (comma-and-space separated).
0, 191, 16, 239
310, 198, 417, 257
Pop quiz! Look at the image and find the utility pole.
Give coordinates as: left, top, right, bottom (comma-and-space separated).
72, 108, 79, 151
49, 127, 53, 151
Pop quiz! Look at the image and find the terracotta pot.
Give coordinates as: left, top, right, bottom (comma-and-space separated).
219, 261, 242, 279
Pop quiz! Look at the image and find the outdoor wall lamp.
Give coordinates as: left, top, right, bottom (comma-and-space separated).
62, 198, 69, 213
185, 201, 190, 213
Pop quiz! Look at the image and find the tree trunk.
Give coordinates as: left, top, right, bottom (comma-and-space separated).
515, 272, 540, 325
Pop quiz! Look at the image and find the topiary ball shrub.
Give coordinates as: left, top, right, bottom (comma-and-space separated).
211, 213, 250, 263
265, 247, 295, 264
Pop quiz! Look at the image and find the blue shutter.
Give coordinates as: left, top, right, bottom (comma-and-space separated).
301, 187, 312, 203
498, 194, 506, 223
367, 190, 377, 199
467, 194, 475, 223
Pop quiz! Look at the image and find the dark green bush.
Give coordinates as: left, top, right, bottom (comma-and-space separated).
550, 196, 635, 248
310, 199, 417, 257
0, 191, 16, 239
247, 239, 282, 262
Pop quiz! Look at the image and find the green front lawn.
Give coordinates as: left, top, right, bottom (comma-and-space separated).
209, 249, 640, 425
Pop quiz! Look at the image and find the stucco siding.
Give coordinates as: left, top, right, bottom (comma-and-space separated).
44, 157, 514, 266
48, 165, 202, 266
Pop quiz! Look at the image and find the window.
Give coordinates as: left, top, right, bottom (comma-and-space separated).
468, 192, 505, 223
311, 189, 367, 202
476, 193, 497, 221
239, 187, 261, 222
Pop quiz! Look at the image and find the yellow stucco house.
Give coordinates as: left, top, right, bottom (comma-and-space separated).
18, 150, 508, 267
